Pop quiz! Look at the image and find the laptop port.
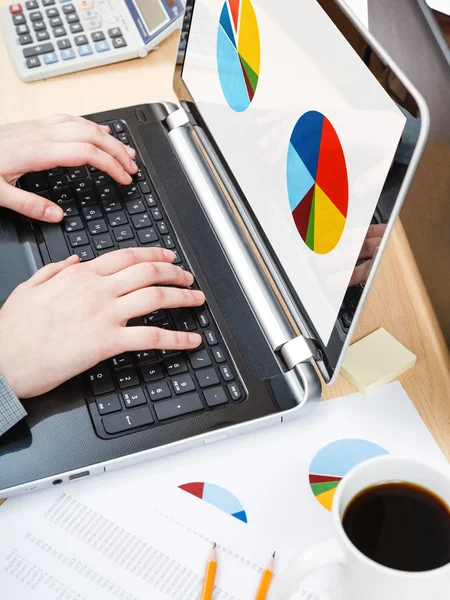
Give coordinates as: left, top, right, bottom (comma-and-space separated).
69, 471, 90, 481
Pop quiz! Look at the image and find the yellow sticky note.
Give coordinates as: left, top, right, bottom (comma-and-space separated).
341, 328, 416, 395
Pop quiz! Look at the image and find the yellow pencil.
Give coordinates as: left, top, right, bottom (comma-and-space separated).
200, 542, 217, 600
254, 551, 276, 600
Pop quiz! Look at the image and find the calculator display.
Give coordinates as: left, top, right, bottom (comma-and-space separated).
135, 0, 169, 34
125, 0, 184, 43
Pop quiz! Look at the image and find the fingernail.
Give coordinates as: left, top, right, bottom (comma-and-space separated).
163, 249, 175, 259
188, 333, 201, 345
193, 290, 205, 301
44, 206, 63, 222
125, 173, 133, 182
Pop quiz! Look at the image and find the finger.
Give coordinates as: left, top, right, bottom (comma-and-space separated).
359, 237, 382, 260
366, 224, 387, 240
0, 179, 63, 222
24, 254, 79, 288
49, 121, 137, 176
39, 114, 87, 127
91, 247, 175, 276
349, 260, 373, 287
119, 326, 202, 352
37, 142, 135, 185
109, 262, 193, 297
117, 287, 205, 322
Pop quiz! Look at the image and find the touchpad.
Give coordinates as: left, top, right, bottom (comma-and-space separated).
0, 210, 36, 307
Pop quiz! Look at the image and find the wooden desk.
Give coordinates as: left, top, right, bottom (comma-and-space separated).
0, 18, 449, 462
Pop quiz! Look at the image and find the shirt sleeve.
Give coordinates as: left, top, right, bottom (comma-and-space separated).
0, 374, 27, 436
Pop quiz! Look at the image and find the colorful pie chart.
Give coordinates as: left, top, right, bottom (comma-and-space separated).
309, 439, 389, 511
287, 111, 349, 254
179, 482, 248, 523
217, 0, 260, 112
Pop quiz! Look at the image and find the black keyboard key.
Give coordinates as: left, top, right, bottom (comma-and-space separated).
151, 207, 162, 221
172, 250, 182, 265
122, 387, 147, 408
118, 133, 129, 144
118, 240, 138, 249
102, 198, 122, 213
96, 393, 121, 415
157, 221, 169, 235
112, 121, 124, 133
97, 183, 117, 199
113, 226, 134, 242
73, 178, 92, 192
53, 188, 74, 204
144, 194, 156, 208
205, 331, 218, 346
93, 172, 112, 186
46, 167, 64, 177
23, 42, 54, 57
103, 406, 153, 434
139, 181, 150, 194
67, 166, 87, 180
173, 309, 197, 332
125, 199, 145, 215
30, 10, 43, 21
62, 4, 75, 13
36, 30, 50, 40
112, 36, 127, 49
26, 175, 48, 193
108, 211, 128, 227
189, 349, 212, 370
163, 235, 175, 249
108, 27, 122, 38
82, 206, 102, 221
19, 33, 33, 45
138, 228, 158, 244
89, 364, 115, 395
196, 368, 220, 388
172, 374, 195, 395
164, 357, 188, 376
135, 350, 157, 364
74, 33, 88, 45
227, 383, 241, 401
57, 38, 71, 49
91, 30, 105, 42
147, 381, 171, 402
117, 368, 139, 389
72, 246, 94, 262
204, 387, 228, 408
131, 213, 151, 229
197, 312, 209, 328
93, 234, 114, 251
144, 310, 167, 324
212, 347, 226, 363
62, 201, 78, 217
64, 216, 83, 232
78, 191, 97, 207
49, 175, 68, 190
32, 20, 46, 31
141, 363, 163, 382
68, 231, 89, 247
88, 219, 108, 235
111, 353, 133, 369
121, 184, 139, 200
220, 365, 234, 381
154, 393, 203, 421
135, 169, 145, 181
127, 317, 144, 327
13, 14, 26, 25
49, 16, 62, 26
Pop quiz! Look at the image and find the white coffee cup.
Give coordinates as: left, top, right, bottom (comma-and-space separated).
273, 456, 450, 600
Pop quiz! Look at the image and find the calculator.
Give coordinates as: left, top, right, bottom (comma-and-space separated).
2, 0, 185, 82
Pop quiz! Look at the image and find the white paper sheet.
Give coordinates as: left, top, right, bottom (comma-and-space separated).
342, 0, 369, 28
426, 0, 450, 16
0, 383, 448, 599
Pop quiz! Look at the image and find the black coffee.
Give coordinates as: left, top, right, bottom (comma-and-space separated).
342, 482, 450, 572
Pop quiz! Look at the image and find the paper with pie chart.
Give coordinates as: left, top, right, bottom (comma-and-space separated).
287, 110, 349, 254
309, 439, 389, 511
217, 0, 260, 112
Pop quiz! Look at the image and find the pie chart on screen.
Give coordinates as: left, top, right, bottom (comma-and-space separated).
287, 111, 349, 254
217, 0, 260, 112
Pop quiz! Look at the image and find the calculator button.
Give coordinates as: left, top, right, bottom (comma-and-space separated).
29, 11, 42, 21
74, 33, 88, 45
25, 1, 39, 9
32, 20, 46, 30
77, 0, 92, 9
44, 51, 58, 64
94, 40, 109, 52
61, 47, 75, 59
16, 24, 29, 34
53, 26, 66, 36
26, 55, 40, 67
85, 17, 100, 30
108, 27, 122, 38
112, 36, 127, 49
70, 22, 83, 33
66, 12, 79, 23
91, 30, 104, 41
9, 3, 23, 13
46, 7, 59, 17
12, 13, 26, 25
62, 3, 75, 13
36, 30, 50, 40
78, 43, 92, 56
57, 38, 71, 49
42, 0, 55, 5
49, 16, 63, 26
23, 42, 54, 57
19, 33, 33, 44
73, 246, 94, 262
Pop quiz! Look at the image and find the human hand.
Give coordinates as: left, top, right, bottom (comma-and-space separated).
0, 114, 137, 223
349, 223, 387, 287
0, 248, 205, 399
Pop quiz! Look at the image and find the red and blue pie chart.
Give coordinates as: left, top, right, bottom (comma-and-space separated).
179, 482, 248, 523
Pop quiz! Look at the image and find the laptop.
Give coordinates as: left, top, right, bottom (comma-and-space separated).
0, 0, 429, 497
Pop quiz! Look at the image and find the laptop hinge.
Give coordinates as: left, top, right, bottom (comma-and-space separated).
279, 336, 316, 370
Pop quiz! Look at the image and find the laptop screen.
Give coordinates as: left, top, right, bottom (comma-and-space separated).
178, 0, 422, 362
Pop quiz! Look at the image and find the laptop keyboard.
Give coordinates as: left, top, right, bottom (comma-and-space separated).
19, 120, 245, 438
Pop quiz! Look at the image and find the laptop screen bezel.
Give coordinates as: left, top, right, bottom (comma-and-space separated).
173, 0, 429, 383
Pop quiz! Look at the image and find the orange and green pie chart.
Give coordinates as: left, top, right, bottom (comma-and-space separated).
309, 439, 389, 511
217, 0, 260, 112
287, 111, 349, 254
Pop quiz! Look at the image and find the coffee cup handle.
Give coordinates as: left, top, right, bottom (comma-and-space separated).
272, 538, 346, 599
